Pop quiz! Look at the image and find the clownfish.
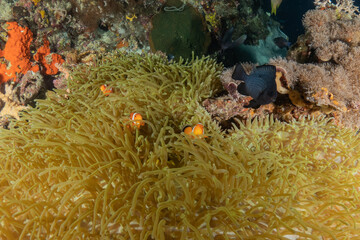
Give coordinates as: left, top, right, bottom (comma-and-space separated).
130, 112, 145, 129
100, 84, 113, 96
183, 123, 207, 138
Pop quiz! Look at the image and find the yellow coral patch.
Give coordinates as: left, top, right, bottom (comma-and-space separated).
32, 0, 41, 6
289, 90, 308, 107
205, 12, 219, 31
40, 10, 45, 19
126, 13, 137, 22
275, 71, 289, 94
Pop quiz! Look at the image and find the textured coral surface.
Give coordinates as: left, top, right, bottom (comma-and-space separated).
0, 22, 39, 83
267, 1, 360, 129
0, 52, 360, 239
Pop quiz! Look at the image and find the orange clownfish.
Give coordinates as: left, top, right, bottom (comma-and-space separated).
100, 84, 113, 96
130, 112, 145, 129
183, 123, 207, 138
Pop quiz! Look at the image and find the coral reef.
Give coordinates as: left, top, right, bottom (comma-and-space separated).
210, 0, 270, 45
269, 0, 360, 128
208, 0, 360, 130
0, 82, 28, 120
0, 0, 161, 63
0, 21, 64, 121
10, 70, 46, 106
0, 52, 360, 239
0, 21, 64, 82
0, 0, 177, 120
0, 70, 45, 126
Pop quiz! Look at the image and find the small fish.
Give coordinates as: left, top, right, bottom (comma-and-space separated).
273, 37, 291, 49
130, 112, 145, 129
167, 54, 175, 62
183, 123, 207, 138
232, 64, 277, 108
100, 84, 113, 96
183, 125, 193, 135
221, 27, 247, 51
271, 0, 283, 15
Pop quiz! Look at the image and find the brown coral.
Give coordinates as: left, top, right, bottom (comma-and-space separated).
265, 3, 360, 129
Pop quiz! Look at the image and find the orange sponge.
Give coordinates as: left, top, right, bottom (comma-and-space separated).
0, 22, 39, 83
0, 22, 65, 83
34, 37, 64, 75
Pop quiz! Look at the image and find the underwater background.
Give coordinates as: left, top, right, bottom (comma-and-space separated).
1, 0, 360, 239
264, 0, 315, 43
270, 0, 360, 42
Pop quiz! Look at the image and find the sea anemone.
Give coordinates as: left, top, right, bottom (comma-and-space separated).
0, 52, 360, 239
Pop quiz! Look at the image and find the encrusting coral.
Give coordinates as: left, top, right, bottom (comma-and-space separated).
1, 52, 360, 239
